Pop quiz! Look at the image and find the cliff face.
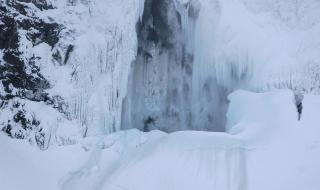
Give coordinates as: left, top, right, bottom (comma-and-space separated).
2, 0, 320, 148
0, 0, 144, 148
0, 1, 68, 149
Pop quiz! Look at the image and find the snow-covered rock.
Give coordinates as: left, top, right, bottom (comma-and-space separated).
0, 0, 144, 145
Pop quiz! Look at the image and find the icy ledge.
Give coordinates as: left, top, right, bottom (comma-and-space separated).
1, 90, 320, 190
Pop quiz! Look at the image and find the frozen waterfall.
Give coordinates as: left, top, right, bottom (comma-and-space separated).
48, 0, 320, 136
122, 0, 230, 132
60, 0, 145, 136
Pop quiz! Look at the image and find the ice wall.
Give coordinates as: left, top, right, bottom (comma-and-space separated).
122, 0, 195, 132
122, 0, 229, 132
51, 0, 145, 136
122, 0, 320, 133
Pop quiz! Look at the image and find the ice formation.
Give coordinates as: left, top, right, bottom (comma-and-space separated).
0, 0, 145, 142
122, 0, 320, 133
2, 0, 320, 140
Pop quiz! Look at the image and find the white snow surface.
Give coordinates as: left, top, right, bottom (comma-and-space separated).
1, 90, 320, 190
0, 135, 89, 190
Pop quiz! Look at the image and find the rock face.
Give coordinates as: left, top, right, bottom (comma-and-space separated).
0, 1, 68, 149
0, 0, 144, 147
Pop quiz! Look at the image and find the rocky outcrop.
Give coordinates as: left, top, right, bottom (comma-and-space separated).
0, 1, 68, 149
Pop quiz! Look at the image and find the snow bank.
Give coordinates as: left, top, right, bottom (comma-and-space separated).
227, 90, 320, 190
226, 90, 298, 145
1, 90, 320, 190
67, 90, 318, 190
0, 134, 89, 190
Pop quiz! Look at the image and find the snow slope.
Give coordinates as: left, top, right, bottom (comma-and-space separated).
0, 135, 89, 190
228, 90, 320, 190
70, 90, 319, 190
2, 90, 318, 190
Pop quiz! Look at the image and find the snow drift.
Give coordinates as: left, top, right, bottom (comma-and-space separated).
2, 90, 319, 190
62, 90, 320, 190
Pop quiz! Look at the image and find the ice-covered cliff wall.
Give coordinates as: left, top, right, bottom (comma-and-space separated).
0, 0, 145, 146
122, 0, 197, 132
122, 0, 228, 132
61, 0, 145, 136
122, 0, 320, 132
2, 0, 320, 144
